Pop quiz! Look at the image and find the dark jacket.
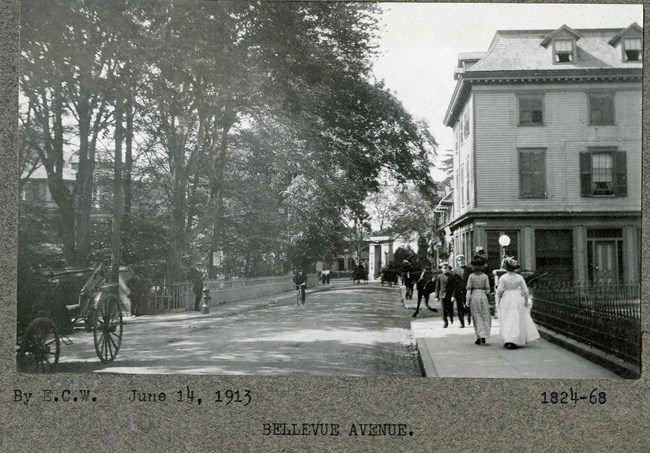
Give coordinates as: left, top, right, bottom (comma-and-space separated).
416, 269, 435, 294
453, 266, 469, 299
293, 271, 307, 286
435, 270, 456, 300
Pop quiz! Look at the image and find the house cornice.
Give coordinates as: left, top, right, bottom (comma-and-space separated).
445, 210, 641, 230
443, 67, 642, 127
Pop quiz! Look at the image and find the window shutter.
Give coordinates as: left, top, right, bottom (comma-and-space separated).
519, 151, 532, 197
580, 152, 592, 197
615, 151, 627, 197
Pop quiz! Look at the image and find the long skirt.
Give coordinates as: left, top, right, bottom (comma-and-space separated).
498, 290, 540, 345
469, 291, 491, 339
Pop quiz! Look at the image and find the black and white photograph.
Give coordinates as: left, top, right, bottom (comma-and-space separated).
15, 1, 643, 380
4, 1, 650, 451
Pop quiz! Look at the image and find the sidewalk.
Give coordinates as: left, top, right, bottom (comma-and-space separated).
401, 286, 623, 379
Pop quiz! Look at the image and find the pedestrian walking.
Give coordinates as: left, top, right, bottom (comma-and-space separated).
192, 271, 204, 311
473, 249, 494, 293
466, 259, 491, 345
413, 264, 436, 317
496, 257, 540, 349
435, 263, 457, 327
453, 254, 469, 327
126, 275, 144, 317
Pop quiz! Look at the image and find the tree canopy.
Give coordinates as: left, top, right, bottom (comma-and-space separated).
19, 0, 439, 282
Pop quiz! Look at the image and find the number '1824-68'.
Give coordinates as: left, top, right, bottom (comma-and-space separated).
542, 388, 606, 405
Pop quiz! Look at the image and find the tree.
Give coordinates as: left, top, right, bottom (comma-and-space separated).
20, 0, 140, 266
366, 180, 438, 242
20, 1, 440, 284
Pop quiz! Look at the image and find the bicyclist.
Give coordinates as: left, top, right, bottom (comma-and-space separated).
293, 267, 307, 303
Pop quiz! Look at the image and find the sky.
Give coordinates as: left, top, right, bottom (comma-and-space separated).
371, 2, 644, 181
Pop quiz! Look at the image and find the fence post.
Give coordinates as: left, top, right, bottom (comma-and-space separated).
202, 288, 211, 314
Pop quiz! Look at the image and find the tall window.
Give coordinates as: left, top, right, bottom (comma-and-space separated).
580, 148, 627, 197
459, 163, 465, 207
554, 39, 574, 63
463, 109, 469, 138
519, 148, 546, 198
519, 95, 544, 125
623, 38, 642, 62
589, 93, 615, 125
465, 159, 470, 204
591, 153, 614, 195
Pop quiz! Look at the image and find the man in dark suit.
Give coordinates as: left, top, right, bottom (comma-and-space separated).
436, 263, 457, 328
413, 264, 436, 317
453, 255, 470, 327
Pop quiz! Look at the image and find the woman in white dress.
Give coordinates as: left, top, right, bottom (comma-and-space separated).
466, 260, 491, 345
497, 257, 540, 349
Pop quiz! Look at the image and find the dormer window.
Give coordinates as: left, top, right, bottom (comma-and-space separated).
608, 23, 643, 63
541, 25, 582, 65
623, 38, 642, 62
554, 39, 574, 63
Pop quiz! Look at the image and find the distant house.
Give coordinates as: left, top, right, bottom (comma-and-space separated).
21, 160, 114, 221
443, 24, 642, 285
21, 164, 76, 209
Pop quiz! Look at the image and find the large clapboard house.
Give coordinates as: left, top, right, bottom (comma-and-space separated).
442, 24, 642, 285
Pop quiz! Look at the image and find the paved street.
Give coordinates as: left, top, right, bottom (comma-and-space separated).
56, 282, 421, 376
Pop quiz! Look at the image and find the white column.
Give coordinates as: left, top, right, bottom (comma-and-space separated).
368, 244, 377, 280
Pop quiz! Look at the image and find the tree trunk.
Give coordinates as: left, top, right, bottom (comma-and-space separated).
123, 94, 134, 220
50, 87, 78, 265
74, 83, 95, 267
111, 101, 124, 283
165, 127, 188, 283
208, 117, 232, 279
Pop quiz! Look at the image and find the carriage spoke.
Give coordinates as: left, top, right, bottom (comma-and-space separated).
105, 331, 113, 357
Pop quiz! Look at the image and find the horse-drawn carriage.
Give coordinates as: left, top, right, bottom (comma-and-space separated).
380, 267, 399, 286
352, 267, 368, 284
17, 264, 124, 372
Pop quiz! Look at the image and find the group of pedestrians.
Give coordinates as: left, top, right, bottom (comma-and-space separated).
409, 253, 539, 350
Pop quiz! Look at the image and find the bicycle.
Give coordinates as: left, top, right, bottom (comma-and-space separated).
296, 282, 306, 306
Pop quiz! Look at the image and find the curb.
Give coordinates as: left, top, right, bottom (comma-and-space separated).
415, 338, 437, 377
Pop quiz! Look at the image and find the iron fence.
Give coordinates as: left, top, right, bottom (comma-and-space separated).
139, 282, 194, 314
530, 282, 641, 366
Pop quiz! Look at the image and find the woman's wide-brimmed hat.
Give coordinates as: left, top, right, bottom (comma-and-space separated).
469, 259, 486, 271
503, 256, 520, 272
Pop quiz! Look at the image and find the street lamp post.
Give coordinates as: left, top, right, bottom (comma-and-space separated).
498, 234, 511, 266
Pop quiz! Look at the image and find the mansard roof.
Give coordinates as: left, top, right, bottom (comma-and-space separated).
469, 26, 642, 72
443, 24, 643, 126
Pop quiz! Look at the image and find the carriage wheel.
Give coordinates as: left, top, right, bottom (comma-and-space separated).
18, 318, 60, 373
93, 294, 123, 363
